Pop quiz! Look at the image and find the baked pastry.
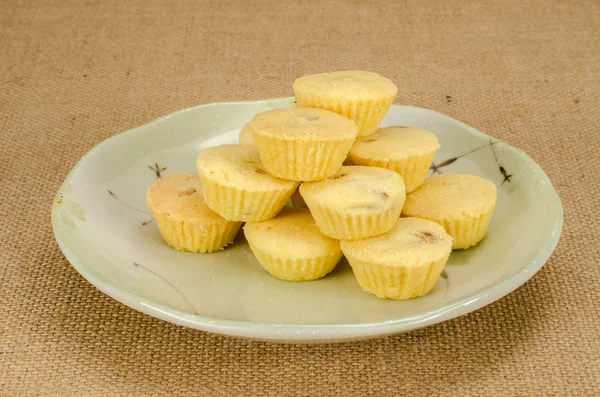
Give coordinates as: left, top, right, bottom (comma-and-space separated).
196, 144, 298, 222
244, 208, 343, 281
293, 70, 397, 137
249, 107, 358, 181
402, 173, 497, 249
341, 217, 452, 299
146, 173, 241, 253
347, 126, 439, 192
238, 123, 254, 146
300, 166, 405, 240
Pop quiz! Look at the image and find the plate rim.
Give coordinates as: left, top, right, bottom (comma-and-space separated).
51, 97, 563, 342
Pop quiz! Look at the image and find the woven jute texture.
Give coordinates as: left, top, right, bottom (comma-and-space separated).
1, 0, 599, 395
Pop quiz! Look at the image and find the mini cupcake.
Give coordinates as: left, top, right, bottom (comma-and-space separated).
402, 174, 497, 249
341, 217, 453, 300
249, 107, 358, 181
238, 123, 254, 146
146, 173, 242, 253
293, 71, 397, 137
347, 126, 439, 193
244, 208, 343, 281
300, 166, 406, 240
196, 145, 299, 222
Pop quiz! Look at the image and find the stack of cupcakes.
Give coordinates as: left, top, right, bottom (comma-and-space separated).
147, 71, 497, 300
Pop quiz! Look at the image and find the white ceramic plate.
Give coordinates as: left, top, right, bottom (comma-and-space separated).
52, 97, 562, 343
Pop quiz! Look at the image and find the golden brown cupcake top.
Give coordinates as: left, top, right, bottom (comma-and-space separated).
300, 166, 406, 215
293, 71, 397, 100
146, 173, 222, 222
340, 217, 453, 266
196, 144, 298, 190
350, 126, 439, 160
244, 208, 340, 258
403, 174, 497, 218
249, 107, 358, 141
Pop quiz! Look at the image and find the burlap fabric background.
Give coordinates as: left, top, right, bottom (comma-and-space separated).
1, 0, 599, 395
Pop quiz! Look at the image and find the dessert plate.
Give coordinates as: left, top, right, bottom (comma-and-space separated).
52, 97, 562, 343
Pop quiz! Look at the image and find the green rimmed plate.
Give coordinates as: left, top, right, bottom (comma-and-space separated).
52, 97, 562, 343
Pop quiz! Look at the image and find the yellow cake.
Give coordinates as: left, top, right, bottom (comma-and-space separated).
146, 173, 242, 253
196, 144, 299, 222
347, 126, 439, 192
300, 166, 406, 240
244, 208, 343, 281
341, 217, 453, 300
402, 173, 497, 249
293, 71, 397, 137
249, 107, 358, 181
238, 123, 254, 146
